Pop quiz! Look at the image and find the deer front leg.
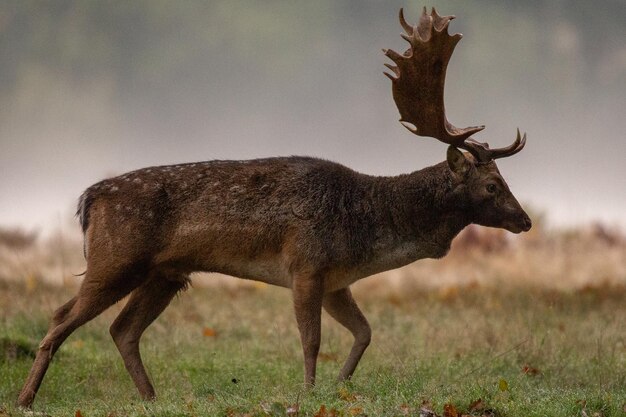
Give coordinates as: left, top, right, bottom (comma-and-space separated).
292, 272, 324, 386
323, 287, 371, 381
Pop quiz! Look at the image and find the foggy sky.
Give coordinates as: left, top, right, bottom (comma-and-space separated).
1, 0, 625, 234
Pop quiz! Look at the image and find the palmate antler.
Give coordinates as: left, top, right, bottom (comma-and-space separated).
384, 7, 526, 163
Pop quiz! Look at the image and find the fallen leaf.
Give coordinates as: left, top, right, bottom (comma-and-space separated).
468, 398, 485, 412
498, 378, 509, 392
314, 405, 328, 417
521, 364, 540, 376
202, 327, 217, 337
338, 387, 357, 402
348, 406, 364, 416
443, 403, 459, 417
75, 411, 84, 417
314, 405, 339, 417
398, 403, 411, 415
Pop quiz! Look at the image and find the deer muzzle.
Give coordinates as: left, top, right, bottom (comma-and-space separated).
505, 210, 532, 234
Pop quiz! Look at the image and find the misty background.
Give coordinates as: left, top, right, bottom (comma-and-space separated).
1, 0, 625, 234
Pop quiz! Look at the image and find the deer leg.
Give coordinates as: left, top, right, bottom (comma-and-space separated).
322, 287, 371, 381
48, 296, 77, 330
16, 295, 79, 407
17, 269, 142, 409
292, 273, 324, 386
109, 273, 187, 401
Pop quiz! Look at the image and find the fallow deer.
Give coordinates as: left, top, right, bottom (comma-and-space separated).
18, 7, 531, 408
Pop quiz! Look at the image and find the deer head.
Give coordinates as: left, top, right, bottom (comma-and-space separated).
384, 7, 531, 233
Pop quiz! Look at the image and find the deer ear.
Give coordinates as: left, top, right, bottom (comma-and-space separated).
447, 146, 471, 177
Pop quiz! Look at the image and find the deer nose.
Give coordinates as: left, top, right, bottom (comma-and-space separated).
522, 214, 532, 231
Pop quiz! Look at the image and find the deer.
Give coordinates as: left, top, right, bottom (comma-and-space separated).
17, 7, 531, 408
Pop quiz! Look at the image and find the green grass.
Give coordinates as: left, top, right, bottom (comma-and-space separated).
1, 279, 625, 416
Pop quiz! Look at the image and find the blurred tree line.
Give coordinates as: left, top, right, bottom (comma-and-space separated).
0, 0, 624, 130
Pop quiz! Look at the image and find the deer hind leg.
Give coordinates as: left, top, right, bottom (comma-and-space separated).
17, 267, 144, 409
322, 287, 371, 381
109, 271, 188, 401
292, 272, 324, 386
48, 296, 77, 331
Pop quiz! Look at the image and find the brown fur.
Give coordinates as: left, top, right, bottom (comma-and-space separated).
17, 151, 530, 407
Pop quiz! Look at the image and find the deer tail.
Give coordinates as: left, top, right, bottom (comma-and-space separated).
76, 189, 95, 259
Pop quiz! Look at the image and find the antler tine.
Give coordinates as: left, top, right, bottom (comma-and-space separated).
398, 8, 413, 35
416, 6, 432, 41
385, 7, 485, 147
431, 7, 456, 32
461, 129, 527, 162
488, 128, 527, 160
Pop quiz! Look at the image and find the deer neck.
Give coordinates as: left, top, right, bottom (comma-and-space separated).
373, 162, 471, 261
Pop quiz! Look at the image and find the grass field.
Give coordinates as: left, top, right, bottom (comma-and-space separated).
0, 224, 625, 416
1, 278, 625, 416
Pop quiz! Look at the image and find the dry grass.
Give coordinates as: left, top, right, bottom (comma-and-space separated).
1, 220, 624, 294
358, 223, 626, 299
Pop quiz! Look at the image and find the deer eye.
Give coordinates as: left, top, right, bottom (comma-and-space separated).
486, 184, 497, 193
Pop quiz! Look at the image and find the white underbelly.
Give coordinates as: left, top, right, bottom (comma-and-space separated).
217, 259, 293, 289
